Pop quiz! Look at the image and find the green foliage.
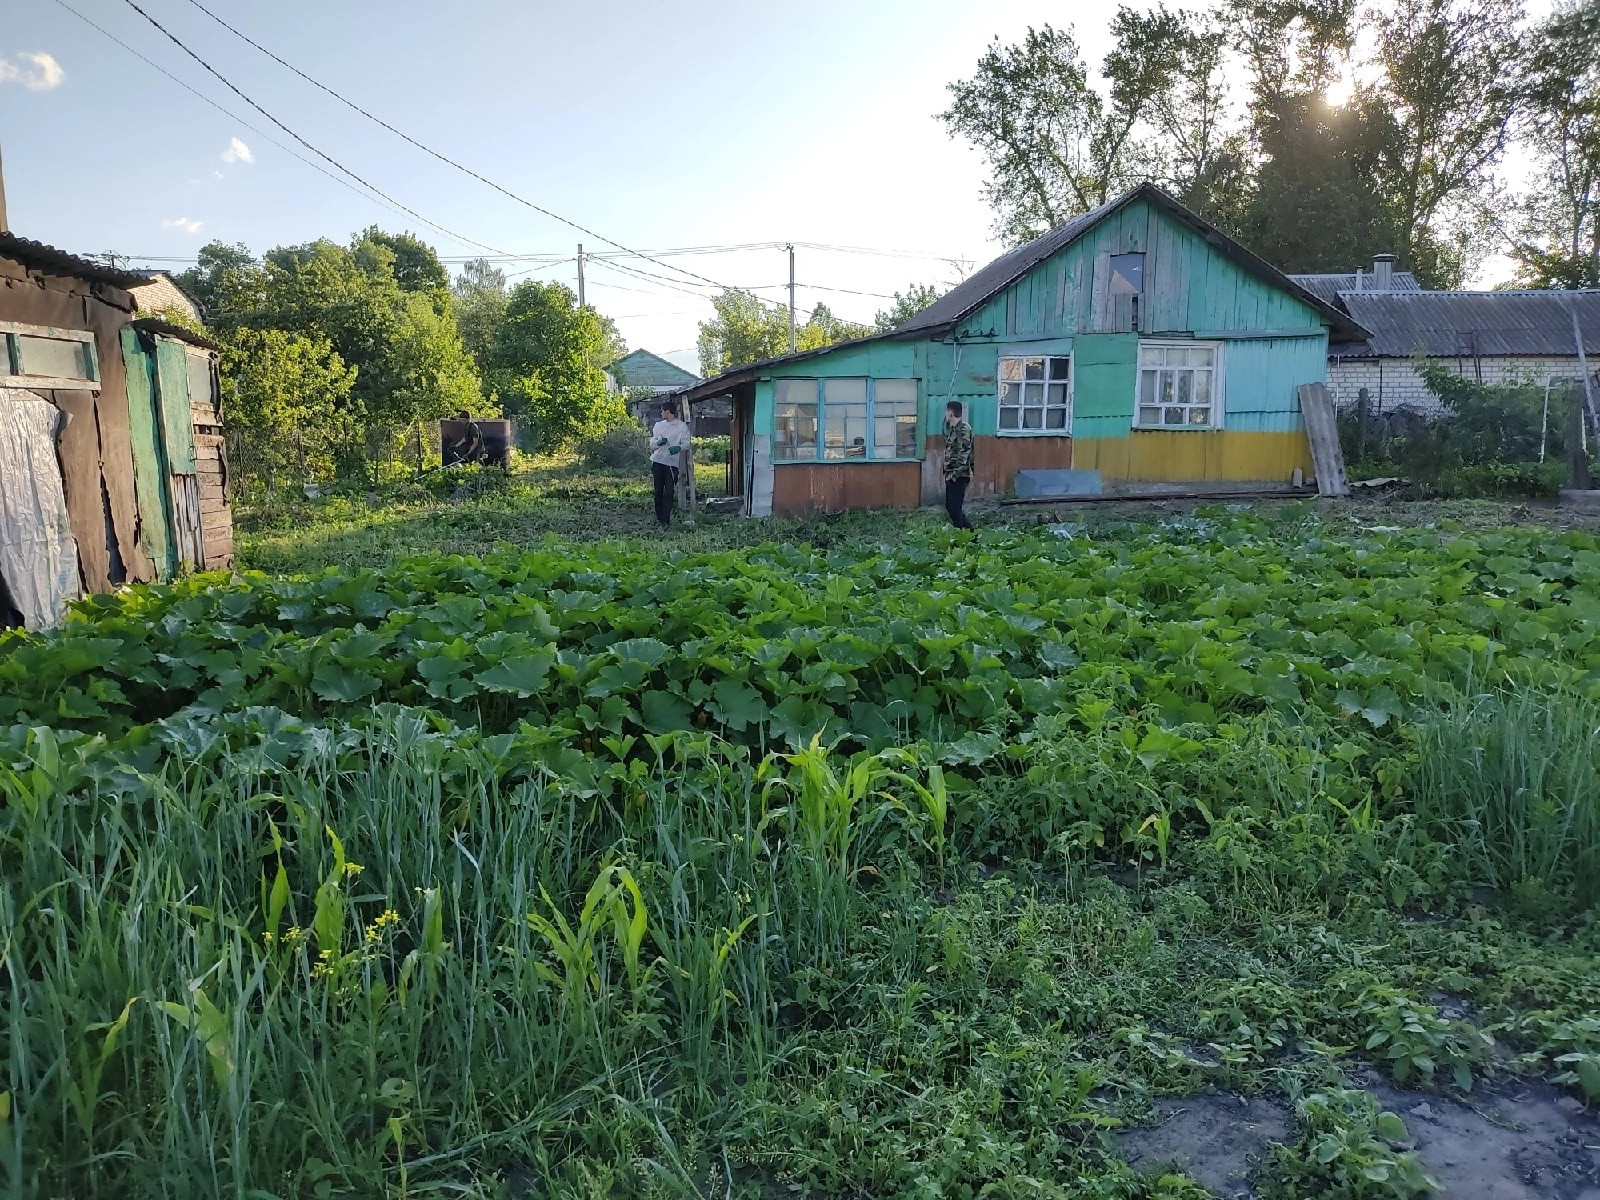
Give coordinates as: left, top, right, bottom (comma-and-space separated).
490, 281, 627, 451
873, 283, 948, 332
942, 0, 1518, 279
6, 509, 1600, 1196
183, 230, 481, 450
577, 421, 650, 470
222, 327, 359, 498
696, 291, 871, 375
1509, 2, 1600, 289
1261, 1088, 1438, 1199
1411, 683, 1600, 905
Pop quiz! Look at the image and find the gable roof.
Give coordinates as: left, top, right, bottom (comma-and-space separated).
894, 182, 1368, 343
0, 231, 146, 289
1289, 270, 1422, 308
666, 183, 1367, 406
608, 348, 699, 389
1332, 290, 1600, 359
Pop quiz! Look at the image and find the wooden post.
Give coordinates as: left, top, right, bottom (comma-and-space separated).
1355, 386, 1370, 462
1570, 398, 1592, 491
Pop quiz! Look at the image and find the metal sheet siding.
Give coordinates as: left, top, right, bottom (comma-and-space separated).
1221, 335, 1328, 429
1074, 431, 1312, 482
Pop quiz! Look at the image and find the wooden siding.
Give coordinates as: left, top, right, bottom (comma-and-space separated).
771, 462, 922, 514
965, 200, 1325, 341
920, 434, 1074, 502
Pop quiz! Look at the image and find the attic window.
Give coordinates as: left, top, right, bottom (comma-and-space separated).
0, 322, 100, 390
1109, 253, 1145, 296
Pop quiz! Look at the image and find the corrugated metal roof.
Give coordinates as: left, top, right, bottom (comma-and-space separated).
608, 348, 699, 389
893, 182, 1366, 343
1333, 290, 1600, 358
0, 231, 146, 289
1288, 271, 1422, 307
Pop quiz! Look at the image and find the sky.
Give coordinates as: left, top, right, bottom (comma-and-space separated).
0, 0, 1532, 374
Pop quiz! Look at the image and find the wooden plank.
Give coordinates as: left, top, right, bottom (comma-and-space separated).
1298, 383, 1349, 496
0, 374, 100, 392
154, 339, 198, 474
1090, 252, 1112, 333
118, 328, 176, 581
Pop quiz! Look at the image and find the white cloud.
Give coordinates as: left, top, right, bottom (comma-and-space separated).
163, 217, 204, 235
220, 137, 253, 165
0, 52, 65, 91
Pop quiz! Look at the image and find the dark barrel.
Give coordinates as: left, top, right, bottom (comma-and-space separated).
440, 419, 512, 468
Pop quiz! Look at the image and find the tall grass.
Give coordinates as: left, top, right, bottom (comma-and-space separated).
0, 712, 948, 1198
1411, 683, 1600, 906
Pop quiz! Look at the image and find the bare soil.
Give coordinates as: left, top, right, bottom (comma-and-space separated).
1116, 1078, 1600, 1199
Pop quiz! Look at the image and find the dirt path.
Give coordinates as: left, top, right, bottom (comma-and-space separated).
1117, 1079, 1600, 1199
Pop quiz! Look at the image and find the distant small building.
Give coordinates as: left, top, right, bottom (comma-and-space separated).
607, 349, 730, 434
0, 231, 234, 629
1291, 256, 1600, 417
130, 270, 204, 323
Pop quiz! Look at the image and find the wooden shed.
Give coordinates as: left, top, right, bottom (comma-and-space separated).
0, 231, 235, 629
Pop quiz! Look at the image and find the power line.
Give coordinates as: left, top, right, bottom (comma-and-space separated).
115, 0, 509, 256
175, 0, 754, 299
48, 0, 499, 255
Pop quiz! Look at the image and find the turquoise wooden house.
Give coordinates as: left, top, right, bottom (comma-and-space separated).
668, 184, 1367, 515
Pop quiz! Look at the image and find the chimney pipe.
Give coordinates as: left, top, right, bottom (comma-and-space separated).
0, 143, 9, 233
1373, 253, 1396, 292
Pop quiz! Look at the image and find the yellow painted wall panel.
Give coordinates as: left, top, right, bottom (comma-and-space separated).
1073, 432, 1313, 483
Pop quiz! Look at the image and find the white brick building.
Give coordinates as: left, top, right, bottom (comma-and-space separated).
1288, 260, 1600, 419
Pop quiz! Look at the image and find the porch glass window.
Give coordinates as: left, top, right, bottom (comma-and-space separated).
998, 355, 1072, 432
1135, 341, 1221, 429
773, 377, 920, 461
774, 379, 819, 459
0, 323, 99, 389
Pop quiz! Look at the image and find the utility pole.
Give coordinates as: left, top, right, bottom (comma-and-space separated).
576, 244, 586, 308
0, 141, 9, 233
787, 243, 797, 354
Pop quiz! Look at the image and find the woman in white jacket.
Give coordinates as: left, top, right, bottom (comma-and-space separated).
649, 399, 691, 528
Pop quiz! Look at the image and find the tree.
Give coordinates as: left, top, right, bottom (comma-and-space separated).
1241, 91, 1407, 273
223, 327, 358, 496
593, 313, 628, 372
356, 227, 452, 293
939, 10, 1251, 243
1369, 0, 1523, 283
874, 284, 947, 333
177, 242, 266, 330
1510, 3, 1600, 288
489, 281, 627, 451
696, 292, 872, 376
453, 258, 510, 376
254, 235, 480, 430
940, 25, 1130, 243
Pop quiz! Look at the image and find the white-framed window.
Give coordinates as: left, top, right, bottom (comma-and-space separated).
998, 354, 1072, 433
1136, 341, 1222, 430
0, 322, 100, 390
773, 377, 919, 461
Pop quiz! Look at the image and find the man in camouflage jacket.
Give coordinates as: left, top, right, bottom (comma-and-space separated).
942, 401, 975, 530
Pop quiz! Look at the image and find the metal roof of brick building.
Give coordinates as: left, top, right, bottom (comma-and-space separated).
1331, 290, 1600, 358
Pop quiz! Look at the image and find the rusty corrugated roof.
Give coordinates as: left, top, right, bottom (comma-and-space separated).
1333, 290, 1600, 358
0, 231, 146, 289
